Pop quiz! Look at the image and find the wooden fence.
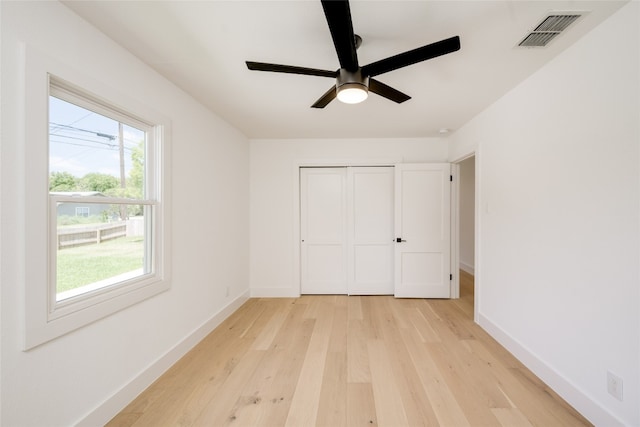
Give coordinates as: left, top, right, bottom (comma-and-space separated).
57, 222, 127, 249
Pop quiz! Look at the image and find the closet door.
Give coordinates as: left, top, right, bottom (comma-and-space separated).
347, 167, 394, 295
300, 168, 348, 294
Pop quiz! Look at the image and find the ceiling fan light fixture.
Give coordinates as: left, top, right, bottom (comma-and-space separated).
336, 69, 369, 104
246, 1, 461, 108
337, 83, 369, 104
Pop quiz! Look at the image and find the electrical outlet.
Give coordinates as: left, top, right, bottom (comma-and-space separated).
607, 371, 623, 401
225, 286, 230, 297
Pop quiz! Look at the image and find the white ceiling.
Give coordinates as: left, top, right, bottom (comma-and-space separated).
62, 0, 626, 139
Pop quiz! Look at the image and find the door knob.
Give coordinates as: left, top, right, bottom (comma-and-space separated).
396, 238, 406, 243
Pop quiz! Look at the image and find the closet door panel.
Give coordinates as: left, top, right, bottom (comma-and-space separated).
300, 168, 348, 294
348, 167, 394, 295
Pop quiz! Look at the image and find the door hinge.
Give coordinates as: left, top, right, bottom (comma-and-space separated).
450, 274, 453, 280
450, 175, 453, 182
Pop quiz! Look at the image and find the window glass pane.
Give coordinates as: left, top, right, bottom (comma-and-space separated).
49, 96, 146, 200
50, 95, 151, 302
56, 202, 150, 301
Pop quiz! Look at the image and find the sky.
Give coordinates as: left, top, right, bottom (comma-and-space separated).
49, 96, 144, 179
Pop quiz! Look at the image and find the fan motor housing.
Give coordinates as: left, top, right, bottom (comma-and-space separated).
336, 69, 370, 91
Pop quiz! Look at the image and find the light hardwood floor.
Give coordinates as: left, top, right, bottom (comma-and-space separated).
108, 271, 591, 426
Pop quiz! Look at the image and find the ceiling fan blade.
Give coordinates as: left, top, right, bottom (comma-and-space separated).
362, 36, 460, 77
311, 85, 337, 108
368, 79, 411, 104
321, 0, 359, 71
246, 61, 336, 78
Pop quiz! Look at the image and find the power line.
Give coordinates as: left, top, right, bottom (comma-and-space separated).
50, 138, 134, 152
49, 122, 143, 145
49, 126, 142, 150
49, 134, 134, 152
49, 122, 117, 140
49, 112, 94, 134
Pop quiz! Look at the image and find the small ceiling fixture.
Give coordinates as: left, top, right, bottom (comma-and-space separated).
336, 69, 369, 104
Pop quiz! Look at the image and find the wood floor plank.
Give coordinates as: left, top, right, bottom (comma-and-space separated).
327, 301, 347, 354
250, 301, 294, 350
397, 325, 471, 427
347, 295, 363, 320
427, 298, 477, 340
316, 350, 348, 427
378, 305, 441, 426
347, 319, 372, 383
406, 306, 441, 343
347, 383, 378, 426
253, 317, 315, 426
367, 339, 410, 427
191, 349, 267, 425
492, 407, 535, 427
426, 341, 504, 425
222, 347, 289, 426
224, 307, 316, 427
360, 296, 385, 340
108, 273, 592, 427
284, 301, 334, 426
268, 301, 310, 350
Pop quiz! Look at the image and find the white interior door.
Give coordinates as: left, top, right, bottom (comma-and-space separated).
394, 163, 451, 298
300, 168, 348, 294
347, 167, 394, 295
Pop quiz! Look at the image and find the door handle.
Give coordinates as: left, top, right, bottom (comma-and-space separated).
396, 238, 406, 243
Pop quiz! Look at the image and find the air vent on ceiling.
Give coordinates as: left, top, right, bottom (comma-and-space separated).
518, 13, 582, 47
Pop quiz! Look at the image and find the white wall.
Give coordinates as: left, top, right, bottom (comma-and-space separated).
0, 2, 250, 425
250, 138, 447, 297
458, 156, 475, 274
448, 3, 639, 426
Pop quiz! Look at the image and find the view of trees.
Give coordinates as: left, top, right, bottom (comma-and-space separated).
50, 140, 145, 220
50, 141, 144, 194
49, 171, 78, 191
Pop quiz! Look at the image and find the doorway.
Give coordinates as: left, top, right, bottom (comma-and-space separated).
456, 155, 476, 318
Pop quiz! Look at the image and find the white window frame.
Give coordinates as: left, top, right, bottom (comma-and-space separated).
23, 46, 171, 350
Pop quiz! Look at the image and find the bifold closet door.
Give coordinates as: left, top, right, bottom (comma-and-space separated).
300, 168, 348, 294
300, 167, 394, 295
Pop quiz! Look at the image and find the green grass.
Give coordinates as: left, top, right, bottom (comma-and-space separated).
56, 236, 145, 293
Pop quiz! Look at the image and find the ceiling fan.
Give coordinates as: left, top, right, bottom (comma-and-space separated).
246, 0, 461, 108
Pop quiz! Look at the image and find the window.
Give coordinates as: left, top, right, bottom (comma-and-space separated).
75, 207, 90, 217
22, 46, 171, 350
48, 84, 157, 307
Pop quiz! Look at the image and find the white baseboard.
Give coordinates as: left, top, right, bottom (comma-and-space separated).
477, 313, 625, 427
459, 261, 474, 275
75, 290, 250, 427
250, 287, 300, 298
